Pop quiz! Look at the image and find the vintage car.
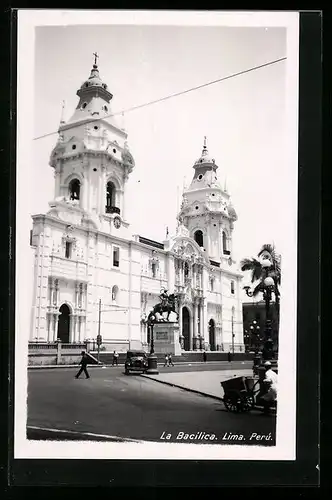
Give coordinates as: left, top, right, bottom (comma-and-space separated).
124, 350, 148, 375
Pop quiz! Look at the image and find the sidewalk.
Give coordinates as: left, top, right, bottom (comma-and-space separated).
142, 368, 253, 400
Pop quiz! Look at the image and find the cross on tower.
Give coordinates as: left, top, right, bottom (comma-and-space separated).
203, 136, 207, 149
93, 52, 99, 65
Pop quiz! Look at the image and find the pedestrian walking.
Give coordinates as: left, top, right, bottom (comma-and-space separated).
75, 351, 90, 379
227, 351, 232, 363
112, 350, 119, 366
168, 353, 174, 366
164, 354, 169, 367
203, 351, 207, 363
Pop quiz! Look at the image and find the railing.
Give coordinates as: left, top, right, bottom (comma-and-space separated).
105, 206, 120, 214
29, 342, 57, 351
29, 341, 87, 351
61, 343, 87, 350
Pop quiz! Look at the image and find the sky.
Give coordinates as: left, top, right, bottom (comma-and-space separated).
32, 23, 288, 272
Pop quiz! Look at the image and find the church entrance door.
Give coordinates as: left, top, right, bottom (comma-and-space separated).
209, 319, 216, 351
182, 307, 190, 351
58, 304, 71, 343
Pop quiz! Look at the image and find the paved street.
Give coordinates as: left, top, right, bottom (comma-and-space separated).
27, 366, 276, 446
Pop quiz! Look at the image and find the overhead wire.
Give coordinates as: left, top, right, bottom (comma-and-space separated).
33, 56, 286, 142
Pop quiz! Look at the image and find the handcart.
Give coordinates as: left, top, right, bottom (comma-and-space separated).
221, 376, 260, 413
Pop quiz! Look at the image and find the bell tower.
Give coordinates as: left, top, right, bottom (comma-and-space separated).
48, 54, 135, 233
178, 138, 238, 264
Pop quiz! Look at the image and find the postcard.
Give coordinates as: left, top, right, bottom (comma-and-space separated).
15, 9, 299, 462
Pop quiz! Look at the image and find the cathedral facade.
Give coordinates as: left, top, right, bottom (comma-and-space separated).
30, 61, 244, 353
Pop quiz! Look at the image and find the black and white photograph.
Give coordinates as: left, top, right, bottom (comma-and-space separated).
15, 10, 300, 461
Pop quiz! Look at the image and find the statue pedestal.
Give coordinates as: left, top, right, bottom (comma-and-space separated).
153, 322, 181, 355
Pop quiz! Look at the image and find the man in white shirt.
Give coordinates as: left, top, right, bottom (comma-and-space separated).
261, 361, 278, 414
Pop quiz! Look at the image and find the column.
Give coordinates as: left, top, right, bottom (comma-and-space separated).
193, 300, 198, 350
52, 313, 58, 341
77, 316, 81, 342
54, 279, 59, 307
121, 178, 127, 219
49, 278, 53, 306
83, 159, 89, 212
47, 314, 51, 342
178, 300, 183, 349
202, 298, 208, 347
72, 315, 77, 343
100, 165, 107, 213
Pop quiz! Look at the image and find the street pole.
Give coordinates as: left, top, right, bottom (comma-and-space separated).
146, 314, 159, 374
97, 298, 101, 363
231, 315, 234, 355
150, 322, 155, 355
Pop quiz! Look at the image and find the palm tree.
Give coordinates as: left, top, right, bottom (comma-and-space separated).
240, 244, 281, 307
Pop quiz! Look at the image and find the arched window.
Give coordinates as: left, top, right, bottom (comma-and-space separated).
194, 229, 204, 247
69, 179, 80, 201
106, 181, 117, 213
111, 285, 119, 302
222, 231, 227, 254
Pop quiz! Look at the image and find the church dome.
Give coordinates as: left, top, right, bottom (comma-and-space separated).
194, 151, 215, 166
193, 137, 217, 168
80, 64, 108, 90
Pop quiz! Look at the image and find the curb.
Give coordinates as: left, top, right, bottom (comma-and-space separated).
140, 374, 224, 402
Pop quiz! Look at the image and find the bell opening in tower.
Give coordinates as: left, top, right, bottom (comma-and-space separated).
106, 181, 120, 214
194, 229, 204, 247
69, 179, 80, 201
222, 231, 230, 255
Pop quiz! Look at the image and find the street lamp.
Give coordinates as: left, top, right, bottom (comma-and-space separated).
146, 314, 159, 374
244, 257, 276, 364
249, 320, 260, 350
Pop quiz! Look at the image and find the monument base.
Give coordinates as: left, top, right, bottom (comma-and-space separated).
153, 322, 181, 355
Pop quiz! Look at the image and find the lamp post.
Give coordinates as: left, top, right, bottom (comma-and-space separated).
244, 257, 277, 366
146, 314, 159, 374
249, 320, 261, 351
96, 299, 102, 364
231, 314, 235, 355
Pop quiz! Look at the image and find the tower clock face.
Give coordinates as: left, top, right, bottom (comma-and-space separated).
113, 216, 121, 229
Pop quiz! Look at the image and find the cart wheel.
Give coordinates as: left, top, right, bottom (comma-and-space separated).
243, 394, 255, 411
223, 395, 241, 413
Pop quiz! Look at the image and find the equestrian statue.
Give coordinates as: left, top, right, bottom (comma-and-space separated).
147, 288, 179, 323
